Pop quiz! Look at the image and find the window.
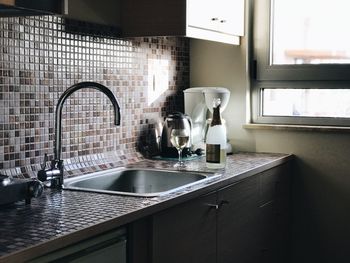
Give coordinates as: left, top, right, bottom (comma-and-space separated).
271, 0, 350, 66
251, 0, 350, 126
262, 89, 350, 118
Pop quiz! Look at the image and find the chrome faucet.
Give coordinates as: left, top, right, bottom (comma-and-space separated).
38, 82, 121, 187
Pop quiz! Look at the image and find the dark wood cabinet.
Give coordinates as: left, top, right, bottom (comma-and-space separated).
129, 162, 291, 263
258, 163, 292, 263
64, 0, 120, 27
30, 228, 127, 263
152, 193, 217, 263
0, 0, 65, 16
217, 175, 260, 263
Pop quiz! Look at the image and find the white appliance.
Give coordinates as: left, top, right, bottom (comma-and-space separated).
184, 87, 231, 152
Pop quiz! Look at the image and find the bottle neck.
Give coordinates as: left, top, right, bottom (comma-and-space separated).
211, 105, 222, 126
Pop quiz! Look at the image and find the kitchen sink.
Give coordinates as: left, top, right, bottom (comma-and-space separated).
63, 168, 221, 197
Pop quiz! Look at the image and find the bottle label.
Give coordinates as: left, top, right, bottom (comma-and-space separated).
206, 144, 221, 163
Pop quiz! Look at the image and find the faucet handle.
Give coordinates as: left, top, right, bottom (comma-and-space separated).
40, 153, 48, 170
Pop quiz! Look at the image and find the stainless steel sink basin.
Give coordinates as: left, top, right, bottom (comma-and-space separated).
63, 168, 221, 197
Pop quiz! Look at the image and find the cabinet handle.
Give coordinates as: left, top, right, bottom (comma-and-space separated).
205, 201, 229, 210
211, 17, 219, 21
205, 203, 219, 210
219, 200, 230, 208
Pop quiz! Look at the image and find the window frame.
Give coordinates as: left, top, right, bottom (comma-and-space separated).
250, 0, 350, 126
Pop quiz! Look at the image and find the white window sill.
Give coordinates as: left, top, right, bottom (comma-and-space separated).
243, 123, 350, 133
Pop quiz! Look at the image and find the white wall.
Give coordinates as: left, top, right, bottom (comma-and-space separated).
190, 38, 350, 262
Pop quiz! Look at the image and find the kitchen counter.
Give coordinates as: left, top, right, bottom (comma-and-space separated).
0, 152, 293, 263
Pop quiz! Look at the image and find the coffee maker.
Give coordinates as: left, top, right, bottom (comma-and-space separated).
184, 87, 231, 152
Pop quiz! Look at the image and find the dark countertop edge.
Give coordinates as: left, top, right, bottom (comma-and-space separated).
1, 154, 293, 263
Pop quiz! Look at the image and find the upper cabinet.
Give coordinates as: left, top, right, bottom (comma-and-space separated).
187, 0, 244, 36
121, 0, 245, 45
64, 0, 121, 27
0, 0, 66, 16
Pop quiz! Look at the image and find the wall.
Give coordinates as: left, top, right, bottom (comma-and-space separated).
0, 15, 189, 177
190, 37, 350, 263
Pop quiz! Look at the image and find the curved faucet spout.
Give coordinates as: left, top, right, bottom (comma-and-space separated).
38, 82, 120, 187
55, 82, 121, 161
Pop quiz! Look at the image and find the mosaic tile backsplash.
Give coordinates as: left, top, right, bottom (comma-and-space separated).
0, 16, 189, 177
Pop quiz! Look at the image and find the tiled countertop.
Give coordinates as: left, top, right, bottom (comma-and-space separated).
0, 152, 293, 263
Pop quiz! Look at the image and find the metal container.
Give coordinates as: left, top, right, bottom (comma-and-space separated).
0, 175, 43, 206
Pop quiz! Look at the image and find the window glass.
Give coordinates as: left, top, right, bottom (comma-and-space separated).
263, 89, 350, 118
271, 0, 350, 65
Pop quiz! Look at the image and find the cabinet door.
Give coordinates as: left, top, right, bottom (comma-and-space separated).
219, 0, 244, 36
273, 163, 292, 262
259, 201, 278, 263
152, 192, 217, 263
258, 163, 292, 263
187, 0, 219, 31
65, 0, 120, 26
217, 175, 260, 263
187, 0, 244, 36
29, 228, 127, 263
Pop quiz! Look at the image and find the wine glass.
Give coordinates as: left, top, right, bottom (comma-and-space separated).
170, 128, 190, 167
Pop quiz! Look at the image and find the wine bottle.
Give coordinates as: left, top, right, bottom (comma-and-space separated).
206, 98, 227, 169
